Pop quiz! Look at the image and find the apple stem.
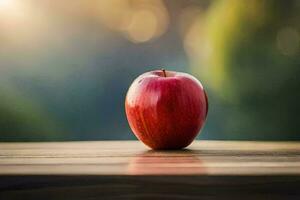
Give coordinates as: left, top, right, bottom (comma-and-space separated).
162, 69, 167, 77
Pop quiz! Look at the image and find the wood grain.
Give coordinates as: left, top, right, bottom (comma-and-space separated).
0, 140, 299, 175
0, 140, 300, 199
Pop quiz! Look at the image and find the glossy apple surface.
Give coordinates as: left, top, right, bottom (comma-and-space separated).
125, 70, 208, 150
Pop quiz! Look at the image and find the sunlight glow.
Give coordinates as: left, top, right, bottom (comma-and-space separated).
0, 0, 23, 18
0, 0, 15, 11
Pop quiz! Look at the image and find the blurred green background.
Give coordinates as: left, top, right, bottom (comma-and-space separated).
0, 0, 299, 141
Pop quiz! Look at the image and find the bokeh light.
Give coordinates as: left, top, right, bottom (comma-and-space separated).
95, 0, 169, 43
0, 0, 14, 9
277, 27, 300, 56
0, 0, 299, 141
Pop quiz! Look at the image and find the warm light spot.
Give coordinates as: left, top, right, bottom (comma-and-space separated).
94, 0, 132, 31
0, 0, 49, 52
178, 6, 203, 38
183, 14, 208, 62
277, 27, 300, 56
0, 0, 25, 19
126, 10, 157, 43
94, 0, 169, 43
0, 0, 13, 8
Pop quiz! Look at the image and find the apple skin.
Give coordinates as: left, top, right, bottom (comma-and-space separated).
125, 70, 208, 150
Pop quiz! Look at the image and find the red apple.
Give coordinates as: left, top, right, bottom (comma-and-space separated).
125, 69, 208, 150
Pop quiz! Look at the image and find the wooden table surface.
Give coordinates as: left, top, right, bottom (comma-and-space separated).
1, 140, 300, 199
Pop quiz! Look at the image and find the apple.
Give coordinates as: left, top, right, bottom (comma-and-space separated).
125, 69, 208, 150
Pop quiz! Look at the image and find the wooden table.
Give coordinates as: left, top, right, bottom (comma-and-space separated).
0, 141, 300, 199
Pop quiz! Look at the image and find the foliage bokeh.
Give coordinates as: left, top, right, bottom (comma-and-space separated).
0, 0, 299, 141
